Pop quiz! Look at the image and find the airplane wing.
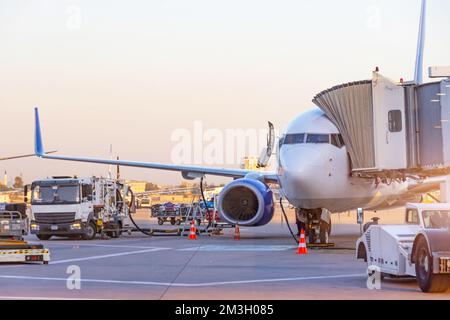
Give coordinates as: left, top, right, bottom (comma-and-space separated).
34, 108, 279, 183
0, 151, 57, 161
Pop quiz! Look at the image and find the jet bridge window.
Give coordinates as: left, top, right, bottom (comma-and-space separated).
388, 110, 402, 132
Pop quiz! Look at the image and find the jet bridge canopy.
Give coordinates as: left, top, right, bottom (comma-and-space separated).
313, 71, 450, 178
312, 80, 375, 170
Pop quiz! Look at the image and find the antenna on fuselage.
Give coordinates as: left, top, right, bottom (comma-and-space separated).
414, 0, 427, 84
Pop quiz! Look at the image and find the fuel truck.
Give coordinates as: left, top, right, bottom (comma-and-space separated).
29, 176, 133, 240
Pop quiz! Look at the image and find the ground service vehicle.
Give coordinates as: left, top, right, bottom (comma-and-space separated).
30, 176, 132, 240
0, 203, 28, 240
151, 202, 189, 225
138, 197, 151, 209
356, 203, 450, 293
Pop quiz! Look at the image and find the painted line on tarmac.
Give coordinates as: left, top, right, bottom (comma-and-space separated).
50, 247, 170, 265
179, 245, 296, 251
46, 243, 163, 250
0, 273, 366, 287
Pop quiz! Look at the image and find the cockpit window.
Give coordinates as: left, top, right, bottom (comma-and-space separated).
279, 133, 345, 148
306, 134, 330, 144
330, 134, 345, 148
283, 134, 305, 145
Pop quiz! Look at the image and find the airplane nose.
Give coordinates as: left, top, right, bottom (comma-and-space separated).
279, 146, 327, 198
281, 146, 323, 176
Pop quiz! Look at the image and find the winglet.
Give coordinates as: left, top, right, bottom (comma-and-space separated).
34, 107, 44, 157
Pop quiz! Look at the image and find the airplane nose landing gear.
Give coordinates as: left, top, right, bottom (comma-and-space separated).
303, 208, 332, 244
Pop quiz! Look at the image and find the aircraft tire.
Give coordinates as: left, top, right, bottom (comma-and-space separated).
319, 220, 329, 244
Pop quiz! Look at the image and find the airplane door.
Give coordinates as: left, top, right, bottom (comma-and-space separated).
372, 73, 407, 170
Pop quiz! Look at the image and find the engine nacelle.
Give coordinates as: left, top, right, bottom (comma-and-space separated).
217, 178, 274, 226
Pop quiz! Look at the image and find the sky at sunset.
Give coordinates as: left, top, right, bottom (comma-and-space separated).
1, 0, 450, 185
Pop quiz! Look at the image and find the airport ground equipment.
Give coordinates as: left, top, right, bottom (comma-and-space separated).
0, 240, 50, 264
138, 197, 152, 209
356, 203, 450, 292
297, 229, 308, 255
313, 71, 450, 180
29, 176, 132, 240
0, 203, 28, 240
151, 202, 189, 226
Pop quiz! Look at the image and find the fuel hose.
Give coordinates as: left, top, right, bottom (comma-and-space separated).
279, 197, 299, 244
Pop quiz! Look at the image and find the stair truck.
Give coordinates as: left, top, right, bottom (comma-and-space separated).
29, 176, 132, 240
356, 203, 450, 293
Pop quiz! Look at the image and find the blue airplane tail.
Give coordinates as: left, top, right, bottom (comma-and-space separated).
34, 107, 44, 156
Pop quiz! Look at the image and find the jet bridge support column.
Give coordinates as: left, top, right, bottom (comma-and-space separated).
440, 176, 450, 202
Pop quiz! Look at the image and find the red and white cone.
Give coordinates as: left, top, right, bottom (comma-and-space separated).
189, 220, 197, 240
297, 229, 308, 255
234, 225, 240, 240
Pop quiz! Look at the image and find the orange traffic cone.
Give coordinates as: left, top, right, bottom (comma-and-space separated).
234, 225, 240, 240
297, 229, 308, 255
189, 220, 197, 240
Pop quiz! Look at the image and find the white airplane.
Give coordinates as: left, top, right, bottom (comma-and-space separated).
31, 0, 448, 241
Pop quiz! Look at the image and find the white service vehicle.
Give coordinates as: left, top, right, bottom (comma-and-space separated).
29, 176, 132, 240
356, 203, 450, 293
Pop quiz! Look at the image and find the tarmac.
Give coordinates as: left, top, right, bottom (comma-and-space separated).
0, 209, 449, 300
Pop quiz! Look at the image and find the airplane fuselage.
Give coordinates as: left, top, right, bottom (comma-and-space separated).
277, 108, 421, 212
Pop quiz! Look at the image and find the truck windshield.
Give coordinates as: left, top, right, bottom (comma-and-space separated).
422, 210, 450, 229
32, 184, 80, 205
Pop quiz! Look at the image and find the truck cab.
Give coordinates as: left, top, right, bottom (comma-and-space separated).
30, 176, 132, 240
404, 203, 450, 230
356, 203, 450, 293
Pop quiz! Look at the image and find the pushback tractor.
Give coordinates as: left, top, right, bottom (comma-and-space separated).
356, 203, 450, 293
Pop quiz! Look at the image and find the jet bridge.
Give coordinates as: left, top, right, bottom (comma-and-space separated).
313, 71, 450, 179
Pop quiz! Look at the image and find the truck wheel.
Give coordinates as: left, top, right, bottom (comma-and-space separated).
82, 222, 96, 240
170, 218, 176, 225
36, 234, 52, 241
415, 236, 450, 293
158, 219, 164, 226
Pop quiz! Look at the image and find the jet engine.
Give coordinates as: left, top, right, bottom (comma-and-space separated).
216, 178, 274, 226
